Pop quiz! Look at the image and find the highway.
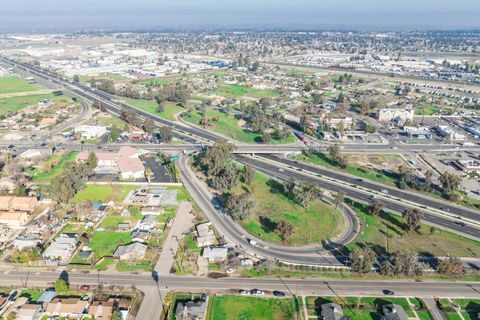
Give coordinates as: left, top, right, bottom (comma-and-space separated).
238, 155, 480, 242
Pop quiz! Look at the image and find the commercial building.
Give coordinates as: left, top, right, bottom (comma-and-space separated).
436, 125, 466, 141
74, 125, 107, 139
454, 159, 480, 172
402, 126, 433, 139
376, 108, 414, 123
78, 146, 145, 180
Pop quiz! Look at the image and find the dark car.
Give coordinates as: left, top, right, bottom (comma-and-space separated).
273, 291, 286, 297
7, 290, 18, 301
383, 289, 395, 296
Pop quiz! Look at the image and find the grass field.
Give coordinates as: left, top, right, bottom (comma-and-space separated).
295, 152, 400, 187
183, 109, 296, 144
208, 295, 297, 320
27, 151, 78, 182
89, 231, 131, 259
236, 173, 344, 246
346, 201, 480, 257
0, 93, 54, 116
0, 76, 41, 95
123, 97, 185, 121
213, 85, 280, 99
71, 184, 142, 203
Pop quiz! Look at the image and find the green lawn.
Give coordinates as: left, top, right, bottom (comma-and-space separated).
237, 173, 345, 246
27, 151, 78, 182
0, 93, 54, 115
71, 184, 142, 203
346, 200, 480, 257
88, 231, 131, 259
208, 295, 297, 320
415, 104, 441, 115
123, 97, 185, 121
183, 109, 296, 144
99, 115, 128, 128
116, 260, 153, 271
99, 216, 132, 229
0, 76, 41, 95
213, 85, 280, 99
19, 289, 44, 302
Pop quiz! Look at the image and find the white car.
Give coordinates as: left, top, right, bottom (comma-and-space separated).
277, 168, 284, 172
251, 289, 264, 296
226, 267, 237, 274
380, 189, 389, 194
239, 290, 250, 296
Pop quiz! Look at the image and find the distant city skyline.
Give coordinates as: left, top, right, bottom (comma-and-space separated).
1, 0, 480, 32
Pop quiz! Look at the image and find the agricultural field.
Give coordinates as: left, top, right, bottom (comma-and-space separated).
183, 109, 295, 144
236, 173, 345, 246
0, 76, 41, 95
0, 93, 54, 115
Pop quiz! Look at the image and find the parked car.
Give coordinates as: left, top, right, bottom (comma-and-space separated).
273, 291, 286, 297
226, 267, 237, 274
79, 285, 90, 291
239, 290, 250, 296
251, 289, 264, 296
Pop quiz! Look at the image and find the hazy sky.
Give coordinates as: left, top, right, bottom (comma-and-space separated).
1, 0, 480, 32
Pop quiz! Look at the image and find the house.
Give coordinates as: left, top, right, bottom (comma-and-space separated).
141, 206, 165, 215
12, 235, 41, 250
77, 146, 145, 180
320, 303, 351, 320
113, 242, 147, 261
175, 299, 208, 320
0, 196, 38, 213
195, 223, 216, 248
0, 211, 28, 227
16, 303, 42, 320
202, 247, 228, 262
74, 125, 107, 139
381, 304, 409, 320
131, 229, 150, 243
19, 149, 43, 160
44, 298, 89, 319
88, 301, 114, 320
37, 290, 56, 306
136, 214, 158, 231
42, 234, 77, 261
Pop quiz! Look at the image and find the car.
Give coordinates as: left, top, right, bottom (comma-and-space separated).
79, 285, 90, 291
7, 291, 18, 301
248, 239, 259, 247
226, 267, 237, 274
239, 290, 250, 296
383, 289, 395, 296
442, 207, 450, 212
380, 189, 389, 194
277, 168, 284, 172
273, 291, 286, 297
455, 221, 466, 227
200, 294, 207, 302
251, 289, 264, 296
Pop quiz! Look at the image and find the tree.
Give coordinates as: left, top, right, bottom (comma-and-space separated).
300, 114, 311, 133
109, 125, 121, 142
379, 260, 394, 276
224, 193, 255, 220
295, 181, 322, 208
391, 250, 421, 276
275, 220, 294, 240
73, 75, 80, 82
337, 121, 345, 137
333, 190, 346, 208
349, 246, 376, 274
423, 170, 433, 192
112, 312, 123, 320
211, 165, 239, 193
201, 140, 235, 177
327, 144, 347, 168
439, 171, 461, 200
402, 208, 423, 233
6, 312, 16, 320
398, 164, 414, 189
159, 126, 173, 142
437, 257, 464, 276
283, 178, 296, 199
243, 165, 255, 186
368, 198, 383, 216
85, 152, 98, 172
143, 118, 155, 134
55, 279, 69, 293
262, 131, 271, 143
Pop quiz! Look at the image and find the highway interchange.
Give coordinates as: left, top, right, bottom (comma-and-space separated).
1, 56, 480, 317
